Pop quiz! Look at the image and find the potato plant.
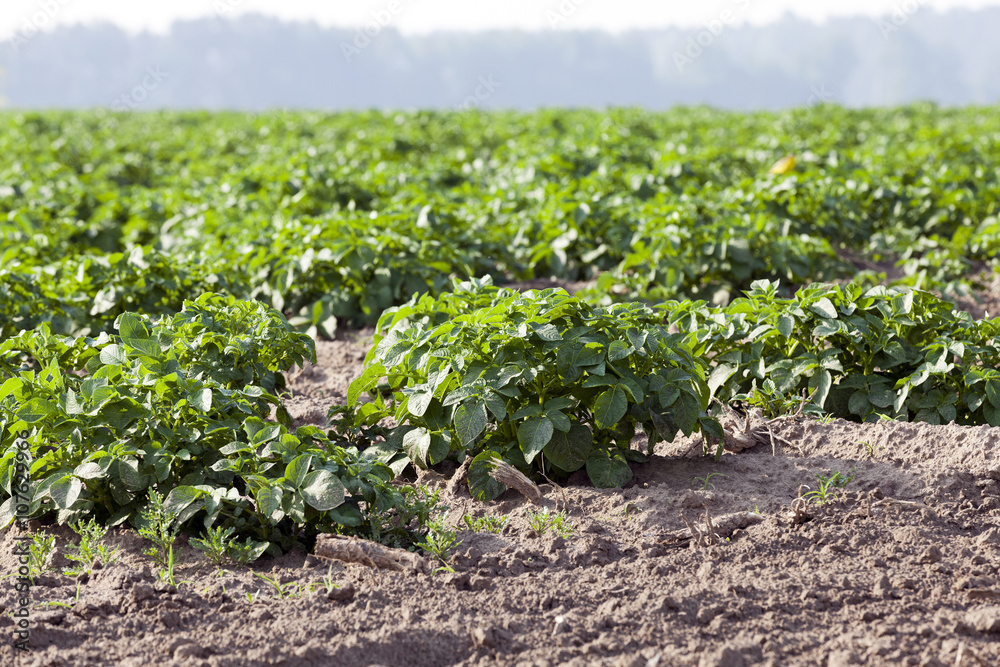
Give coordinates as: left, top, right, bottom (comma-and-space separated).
341, 277, 722, 499
669, 280, 1000, 425
0, 294, 403, 555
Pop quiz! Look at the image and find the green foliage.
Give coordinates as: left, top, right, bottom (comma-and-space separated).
461, 514, 509, 534
0, 295, 399, 554
4, 108, 1000, 531
669, 280, 1000, 425
415, 517, 460, 571
63, 518, 120, 576
803, 470, 855, 504
526, 507, 574, 538
344, 277, 718, 496
3, 108, 999, 341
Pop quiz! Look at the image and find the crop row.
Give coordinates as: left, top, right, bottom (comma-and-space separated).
4, 280, 998, 553
341, 278, 1000, 497
3, 106, 999, 338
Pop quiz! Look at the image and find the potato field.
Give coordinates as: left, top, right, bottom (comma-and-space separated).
1, 107, 999, 666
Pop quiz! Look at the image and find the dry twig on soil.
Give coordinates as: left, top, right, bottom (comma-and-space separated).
719, 404, 801, 455
661, 507, 764, 548
489, 459, 543, 504
784, 484, 814, 524
539, 465, 571, 513
314, 535, 431, 580
445, 455, 474, 498
684, 397, 807, 458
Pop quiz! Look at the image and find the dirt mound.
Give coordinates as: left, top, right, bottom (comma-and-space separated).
2, 334, 999, 667
282, 329, 374, 427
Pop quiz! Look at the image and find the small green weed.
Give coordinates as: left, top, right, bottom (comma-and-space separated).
28, 533, 57, 583
190, 526, 230, 569
461, 515, 509, 534
415, 517, 459, 572
138, 490, 183, 587
305, 564, 340, 595
734, 382, 824, 420
321, 565, 337, 590
692, 472, 727, 491
252, 572, 303, 599
2, 533, 56, 586
526, 507, 574, 538
228, 537, 270, 566
803, 470, 856, 504
190, 525, 268, 571
37, 601, 74, 610
367, 484, 449, 549
857, 439, 882, 458
63, 519, 120, 578
615, 502, 642, 518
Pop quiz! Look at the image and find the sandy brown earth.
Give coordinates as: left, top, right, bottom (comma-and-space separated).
3, 331, 1000, 667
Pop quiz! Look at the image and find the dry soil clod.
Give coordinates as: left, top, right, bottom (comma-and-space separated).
955, 641, 991, 667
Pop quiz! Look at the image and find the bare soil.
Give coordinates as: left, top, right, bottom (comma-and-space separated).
3, 331, 1000, 667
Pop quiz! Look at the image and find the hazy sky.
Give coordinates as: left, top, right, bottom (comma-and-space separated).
3, 0, 1000, 40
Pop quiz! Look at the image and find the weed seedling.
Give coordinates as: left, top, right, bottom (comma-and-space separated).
190, 525, 268, 572
803, 470, 856, 505
37, 600, 74, 610
4, 533, 58, 585
526, 507, 574, 539
415, 517, 459, 572
63, 519, 120, 578
461, 515, 509, 534
368, 484, 449, 549
228, 538, 269, 566
693, 472, 727, 491
253, 572, 303, 599
527, 509, 549, 535
306, 565, 340, 596
321, 564, 339, 591
857, 439, 882, 458
616, 502, 642, 518
138, 490, 182, 587
28, 532, 57, 583
190, 525, 231, 570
